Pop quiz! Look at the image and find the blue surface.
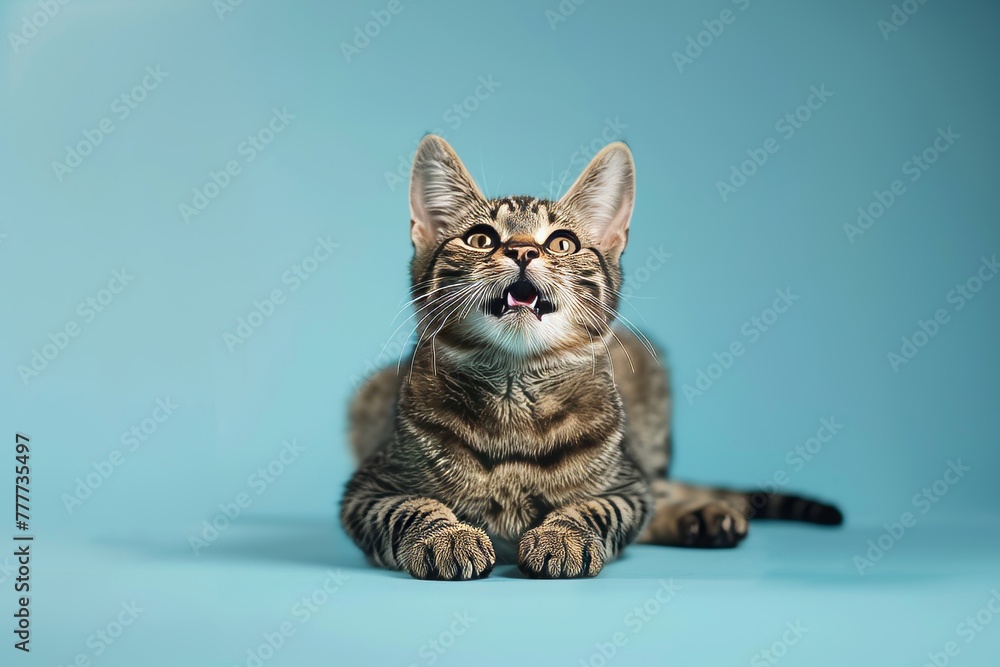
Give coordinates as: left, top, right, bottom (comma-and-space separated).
1, 0, 998, 664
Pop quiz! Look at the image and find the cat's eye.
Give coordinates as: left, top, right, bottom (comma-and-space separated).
545, 231, 580, 256
467, 233, 493, 249
462, 225, 499, 251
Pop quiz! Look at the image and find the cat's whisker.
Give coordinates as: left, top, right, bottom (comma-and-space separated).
383, 281, 477, 362
399, 278, 479, 312
391, 276, 440, 311
414, 282, 481, 337
479, 154, 491, 199
407, 282, 483, 380
589, 315, 617, 382
607, 288, 653, 326
430, 293, 473, 374
407, 303, 457, 379
390, 278, 479, 334
381, 308, 423, 357
607, 323, 635, 374
457, 282, 493, 321
427, 284, 487, 377
580, 313, 597, 375
574, 298, 634, 374
570, 302, 616, 380
605, 307, 658, 361
400, 283, 482, 376
386, 281, 450, 331
547, 155, 556, 200
579, 293, 658, 361
609, 309, 658, 361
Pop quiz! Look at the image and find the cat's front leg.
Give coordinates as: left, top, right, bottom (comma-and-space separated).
518, 483, 651, 579
341, 465, 495, 580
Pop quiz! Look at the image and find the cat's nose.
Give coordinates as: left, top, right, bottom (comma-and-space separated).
503, 244, 540, 265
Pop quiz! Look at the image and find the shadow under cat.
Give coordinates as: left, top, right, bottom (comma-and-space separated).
91, 514, 981, 588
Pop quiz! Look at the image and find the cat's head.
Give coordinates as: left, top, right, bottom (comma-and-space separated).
407, 135, 635, 361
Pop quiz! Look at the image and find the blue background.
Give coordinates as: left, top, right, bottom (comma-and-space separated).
1, 0, 998, 665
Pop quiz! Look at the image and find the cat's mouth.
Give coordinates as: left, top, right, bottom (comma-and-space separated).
485, 279, 556, 321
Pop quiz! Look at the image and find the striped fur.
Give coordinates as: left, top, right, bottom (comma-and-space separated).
341, 136, 841, 580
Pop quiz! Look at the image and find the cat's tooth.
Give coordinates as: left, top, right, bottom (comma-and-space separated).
529, 296, 538, 309
506, 292, 517, 308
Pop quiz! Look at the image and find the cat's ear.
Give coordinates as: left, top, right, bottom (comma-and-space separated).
558, 142, 635, 257
409, 134, 486, 252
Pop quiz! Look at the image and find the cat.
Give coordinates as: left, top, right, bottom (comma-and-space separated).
340, 135, 842, 580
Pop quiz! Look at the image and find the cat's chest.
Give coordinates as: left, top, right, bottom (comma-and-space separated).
465, 374, 605, 440
409, 370, 622, 538
481, 378, 546, 424
459, 471, 570, 543
448, 383, 620, 539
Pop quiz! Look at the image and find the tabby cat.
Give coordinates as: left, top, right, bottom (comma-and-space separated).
340, 135, 842, 580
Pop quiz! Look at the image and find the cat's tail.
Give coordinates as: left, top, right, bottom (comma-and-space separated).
734, 488, 844, 525
639, 480, 842, 547
657, 480, 843, 525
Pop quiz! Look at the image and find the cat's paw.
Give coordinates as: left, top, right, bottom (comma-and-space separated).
678, 502, 748, 548
402, 523, 496, 580
517, 524, 604, 578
